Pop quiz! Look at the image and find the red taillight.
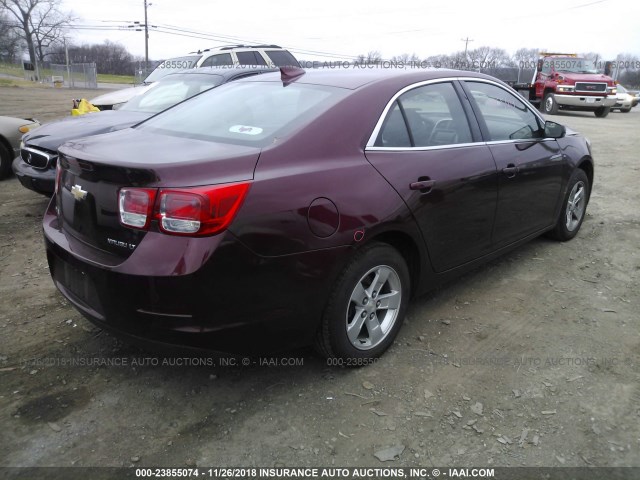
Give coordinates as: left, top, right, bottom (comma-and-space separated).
118, 183, 250, 236
119, 188, 157, 230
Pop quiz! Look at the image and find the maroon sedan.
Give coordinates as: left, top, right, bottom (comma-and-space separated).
44, 68, 593, 360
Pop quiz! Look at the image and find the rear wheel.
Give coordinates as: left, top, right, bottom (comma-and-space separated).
594, 106, 610, 118
542, 93, 559, 115
315, 242, 410, 362
547, 169, 589, 241
0, 142, 12, 180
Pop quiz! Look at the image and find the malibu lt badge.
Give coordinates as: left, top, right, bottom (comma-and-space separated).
107, 238, 137, 250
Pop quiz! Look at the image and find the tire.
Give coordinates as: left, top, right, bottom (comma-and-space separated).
621, 107, 631, 113
547, 169, 590, 241
542, 92, 559, 115
315, 242, 410, 361
0, 142, 12, 180
594, 107, 610, 118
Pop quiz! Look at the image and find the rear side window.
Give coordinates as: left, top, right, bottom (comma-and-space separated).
201, 53, 233, 67
465, 81, 543, 141
265, 50, 300, 67
236, 51, 267, 66
375, 82, 472, 148
374, 102, 411, 147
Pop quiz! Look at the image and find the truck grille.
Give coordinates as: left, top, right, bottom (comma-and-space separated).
20, 147, 57, 170
575, 83, 607, 93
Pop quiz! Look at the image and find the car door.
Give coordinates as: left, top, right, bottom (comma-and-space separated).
461, 80, 566, 247
365, 80, 498, 273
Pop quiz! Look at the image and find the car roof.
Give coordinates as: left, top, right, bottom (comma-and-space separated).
161, 65, 279, 81
239, 67, 508, 90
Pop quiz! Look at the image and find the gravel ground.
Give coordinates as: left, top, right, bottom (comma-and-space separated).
0, 85, 639, 473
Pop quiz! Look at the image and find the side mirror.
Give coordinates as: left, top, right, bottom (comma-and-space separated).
544, 121, 566, 139
537, 59, 544, 72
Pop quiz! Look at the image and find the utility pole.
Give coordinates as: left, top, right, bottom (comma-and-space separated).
144, 0, 149, 72
64, 37, 70, 87
461, 37, 474, 58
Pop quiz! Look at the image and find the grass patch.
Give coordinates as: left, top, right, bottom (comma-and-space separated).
96, 73, 136, 84
0, 62, 23, 77
1, 63, 136, 85
0, 78, 49, 88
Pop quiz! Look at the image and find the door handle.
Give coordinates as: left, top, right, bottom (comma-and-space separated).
502, 164, 519, 178
410, 179, 436, 193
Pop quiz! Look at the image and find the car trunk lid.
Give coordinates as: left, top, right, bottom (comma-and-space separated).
56, 128, 260, 260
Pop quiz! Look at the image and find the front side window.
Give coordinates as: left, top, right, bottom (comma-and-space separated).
465, 81, 543, 141
375, 82, 472, 148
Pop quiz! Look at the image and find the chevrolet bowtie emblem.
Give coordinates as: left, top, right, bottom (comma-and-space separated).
71, 184, 88, 201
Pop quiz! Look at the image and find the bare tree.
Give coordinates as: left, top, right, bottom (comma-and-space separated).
467, 46, 511, 69
512, 48, 539, 68
48, 40, 135, 75
0, 0, 73, 67
0, 11, 22, 61
29, 0, 74, 62
365, 50, 382, 65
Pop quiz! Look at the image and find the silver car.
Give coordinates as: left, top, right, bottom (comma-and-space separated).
0, 116, 40, 179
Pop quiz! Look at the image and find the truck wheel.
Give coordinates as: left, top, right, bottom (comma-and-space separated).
594, 107, 610, 118
0, 142, 12, 180
543, 93, 559, 115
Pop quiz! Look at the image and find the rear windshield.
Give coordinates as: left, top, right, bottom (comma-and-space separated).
121, 73, 224, 113
137, 80, 347, 147
144, 55, 202, 83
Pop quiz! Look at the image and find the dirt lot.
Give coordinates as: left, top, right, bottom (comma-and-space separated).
0, 85, 639, 473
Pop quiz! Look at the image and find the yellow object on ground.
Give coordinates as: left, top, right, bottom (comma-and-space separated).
71, 99, 100, 116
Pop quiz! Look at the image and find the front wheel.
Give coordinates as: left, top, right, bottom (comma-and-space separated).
315, 242, 410, 361
594, 106, 610, 118
542, 93, 559, 115
547, 169, 590, 241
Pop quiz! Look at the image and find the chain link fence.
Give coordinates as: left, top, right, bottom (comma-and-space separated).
51, 63, 98, 89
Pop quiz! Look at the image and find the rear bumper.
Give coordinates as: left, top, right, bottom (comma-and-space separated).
43, 201, 348, 354
554, 94, 617, 109
12, 156, 55, 195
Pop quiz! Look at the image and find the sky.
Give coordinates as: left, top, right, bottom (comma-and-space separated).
60, 0, 640, 62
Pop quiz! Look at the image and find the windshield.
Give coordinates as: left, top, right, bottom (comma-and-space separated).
616, 84, 627, 93
144, 55, 202, 83
544, 58, 598, 74
121, 73, 224, 113
138, 80, 348, 147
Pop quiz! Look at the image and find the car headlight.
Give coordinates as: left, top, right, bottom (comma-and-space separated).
111, 102, 126, 110
18, 121, 39, 134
